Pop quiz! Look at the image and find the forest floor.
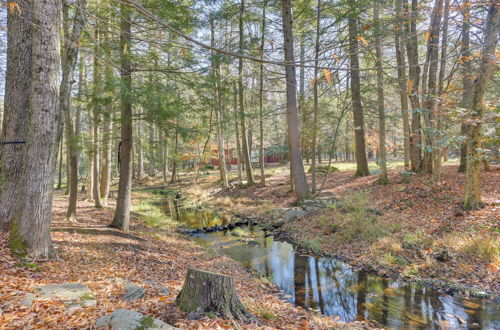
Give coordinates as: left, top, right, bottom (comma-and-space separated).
181, 162, 499, 299
0, 191, 376, 329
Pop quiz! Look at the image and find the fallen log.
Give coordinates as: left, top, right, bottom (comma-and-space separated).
176, 267, 254, 322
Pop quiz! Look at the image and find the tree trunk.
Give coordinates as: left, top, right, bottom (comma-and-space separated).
92, 22, 103, 208
211, 18, 229, 188
463, 2, 499, 210
57, 135, 64, 190
432, 0, 449, 182
111, 3, 133, 231
61, 0, 87, 220
374, 1, 388, 184
394, 0, 410, 170
233, 84, 243, 185
100, 112, 112, 204
458, 0, 472, 173
348, 0, 369, 177
170, 127, 179, 184
311, 0, 321, 193
422, 0, 443, 174
0, 0, 32, 229
281, 0, 310, 201
238, 0, 254, 185
9, 0, 60, 260
258, 0, 268, 186
403, 0, 422, 172
176, 268, 254, 322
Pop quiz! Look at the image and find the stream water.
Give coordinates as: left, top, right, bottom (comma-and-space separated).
165, 200, 499, 329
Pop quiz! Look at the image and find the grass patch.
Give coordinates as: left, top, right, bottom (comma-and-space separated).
303, 238, 322, 254
231, 227, 250, 238
401, 230, 433, 250
326, 191, 386, 244
132, 196, 176, 230
462, 234, 499, 263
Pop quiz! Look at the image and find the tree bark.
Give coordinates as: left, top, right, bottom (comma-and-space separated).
348, 0, 369, 177
281, 0, 310, 200
458, 0, 472, 173
176, 268, 254, 322
432, 0, 449, 182
92, 21, 103, 209
61, 0, 87, 220
311, 0, 321, 193
258, 0, 268, 186
394, 0, 410, 170
238, 0, 254, 185
111, 3, 133, 231
374, 1, 388, 184
0, 0, 32, 229
463, 2, 499, 210
9, 0, 61, 260
403, 0, 422, 172
233, 84, 243, 185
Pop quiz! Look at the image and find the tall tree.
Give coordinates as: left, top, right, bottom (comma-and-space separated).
281, 0, 310, 200
258, 0, 268, 186
403, 0, 423, 172
463, 2, 499, 210
238, 0, 254, 185
394, 0, 410, 170
61, 0, 87, 221
348, 0, 369, 177
0, 0, 32, 229
458, 0, 472, 173
374, 0, 388, 183
311, 0, 321, 193
9, 0, 61, 259
111, 3, 133, 231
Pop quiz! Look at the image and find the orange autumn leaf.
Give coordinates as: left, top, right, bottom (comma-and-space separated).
323, 69, 332, 85
357, 36, 368, 47
8, 1, 21, 14
311, 77, 317, 87
331, 54, 341, 62
407, 79, 414, 94
424, 31, 431, 43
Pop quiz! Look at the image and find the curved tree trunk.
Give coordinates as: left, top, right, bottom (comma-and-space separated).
176, 268, 254, 322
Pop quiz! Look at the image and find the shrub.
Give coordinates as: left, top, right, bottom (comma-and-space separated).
308, 164, 339, 174
303, 238, 322, 254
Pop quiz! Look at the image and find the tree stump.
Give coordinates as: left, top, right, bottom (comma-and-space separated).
176, 268, 254, 322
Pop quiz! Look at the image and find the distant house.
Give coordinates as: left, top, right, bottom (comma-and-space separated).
211, 147, 283, 169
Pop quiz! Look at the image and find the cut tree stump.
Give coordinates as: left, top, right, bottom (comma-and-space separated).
176, 268, 254, 322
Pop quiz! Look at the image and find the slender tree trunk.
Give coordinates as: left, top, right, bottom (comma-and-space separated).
111, 3, 133, 231
422, 0, 443, 174
100, 113, 112, 204
61, 0, 87, 220
0, 0, 32, 229
136, 113, 144, 178
403, 0, 423, 172
170, 128, 179, 184
210, 18, 229, 188
394, 0, 410, 170
258, 0, 268, 186
9, 0, 60, 260
92, 22, 102, 208
233, 84, 243, 185
311, 0, 321, 193
281, 0, 310, 200
57, 136, 64, 190
374, 1, 388, 183
432, 0, 449, 182
458, 1, 472, 173
75, 58, 84, 182
348, 0, 369, 177
238, 0, 254, 185
463, 2, 499, 210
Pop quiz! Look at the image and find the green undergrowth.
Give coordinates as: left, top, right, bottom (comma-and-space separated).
132, 192, 177, 230
318, 191, 386, 244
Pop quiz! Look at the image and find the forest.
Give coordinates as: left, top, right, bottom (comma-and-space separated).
0, 0, 498, 328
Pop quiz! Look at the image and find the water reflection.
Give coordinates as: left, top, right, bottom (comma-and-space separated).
164, 197, 224, 229
192, 226, 499, 329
